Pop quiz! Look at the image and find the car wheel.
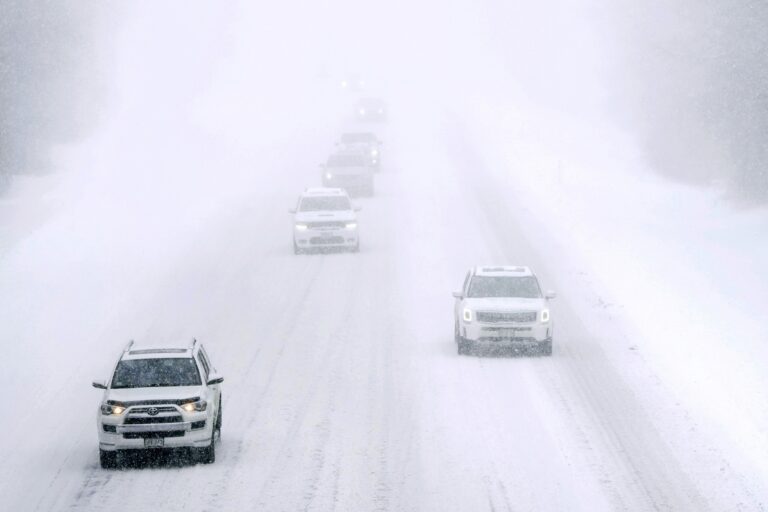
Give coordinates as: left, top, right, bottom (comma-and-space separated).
457, 338, 471, 355
216, 399, 222, 431
197, 423, 216, 464
99, 449, 118, 469
541, 339, 553, 356
351, 241, 360, 253
293, 241, 302, 255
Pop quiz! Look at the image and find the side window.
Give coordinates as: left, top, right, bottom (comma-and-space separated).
197, 350, 210, 379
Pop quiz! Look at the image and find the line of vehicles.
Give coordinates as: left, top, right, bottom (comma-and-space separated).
291, 100, 385, 254
90, 93, 557, 470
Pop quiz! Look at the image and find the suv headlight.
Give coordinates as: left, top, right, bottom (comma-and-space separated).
101, 402, 126, 415
345, 222, 357, 230
540, 309, 550, 323
181, 399, 207, 413
295, 223, 308, 231
463, 308, 473, 323
371, 149, 379, 157
325, 172, 333, 180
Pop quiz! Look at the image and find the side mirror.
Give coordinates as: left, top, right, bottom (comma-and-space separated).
92, 380, 107, 390
545, 291, 557, 300
452, 291, 463, 299
207, 374, 224, 386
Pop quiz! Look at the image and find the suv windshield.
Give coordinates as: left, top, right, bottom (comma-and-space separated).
327, 154, 368, 166
111, 358, 201, 388
341, 133, 375, 143
467, 276, 542, 299
299, 196, 351, 212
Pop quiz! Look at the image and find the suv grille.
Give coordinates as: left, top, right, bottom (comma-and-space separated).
308, 221, 346, 229
123, 431, 185, 439
476, 311, 537, 323
124, 415, 183, 425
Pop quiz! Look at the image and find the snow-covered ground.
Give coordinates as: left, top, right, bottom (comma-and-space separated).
463, 97, 768, 508
1, 1, 767, 510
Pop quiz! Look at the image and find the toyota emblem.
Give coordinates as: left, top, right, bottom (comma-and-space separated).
147, 407, 159, 416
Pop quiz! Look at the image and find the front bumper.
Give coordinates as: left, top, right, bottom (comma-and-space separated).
98, 411, 211, 451
294, 228, 359, 248
461, 321, 552, 345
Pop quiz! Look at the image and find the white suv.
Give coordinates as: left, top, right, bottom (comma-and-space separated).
453, 266, 556, 356
92, 339, 223, 468
291, 188, 360, 254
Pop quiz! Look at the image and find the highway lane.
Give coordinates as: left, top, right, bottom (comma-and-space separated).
2, 111, 751, 511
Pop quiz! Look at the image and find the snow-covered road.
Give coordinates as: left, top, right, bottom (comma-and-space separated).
1, 104, 764, 511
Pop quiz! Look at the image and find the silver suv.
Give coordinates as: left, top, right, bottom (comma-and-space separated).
453, 266, 556, 356
92, 339, 223, 468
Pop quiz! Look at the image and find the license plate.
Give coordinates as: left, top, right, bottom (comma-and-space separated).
144, 438, 164, 448
496, 328, 523, 337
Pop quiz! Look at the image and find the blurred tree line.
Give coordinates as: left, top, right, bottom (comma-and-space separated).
610, 0, 768, 203
0, 1, 108, 187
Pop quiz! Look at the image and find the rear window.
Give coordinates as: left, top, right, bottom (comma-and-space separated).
111, 358, 202, 389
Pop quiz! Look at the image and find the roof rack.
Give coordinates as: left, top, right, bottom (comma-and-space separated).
123, 340, 135, 353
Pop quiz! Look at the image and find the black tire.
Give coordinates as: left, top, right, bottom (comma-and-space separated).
99, 449, 117, 469
541, 339, 553, 356
293, 241, 302, 255
197, 429, 216, 464
457, 339, 471, 355
215, 400, 222, 431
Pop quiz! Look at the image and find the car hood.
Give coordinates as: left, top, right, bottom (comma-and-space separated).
106, 385, 205, 404
464, 297, 548, 311
295, 211, 356, 223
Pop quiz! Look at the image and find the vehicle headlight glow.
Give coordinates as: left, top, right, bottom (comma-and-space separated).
540, 309, 550, 323
463, 308, 472, 323
181, 400, 207, 413
295, 223, 308, 231
371, 149, 378, 156
101, 403, 126, 415
345, 222, 357, 230
359, 108, 366, 115
325, 172, 333, 180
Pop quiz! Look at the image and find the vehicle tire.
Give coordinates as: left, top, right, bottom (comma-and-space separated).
216, 399, 222, 431
457, 339, 471, 355
293, 241, 302, 255
99, 449, 117, 469
351, 240, 360, 253
541, 339, 553, 356
197, 428, 216, 464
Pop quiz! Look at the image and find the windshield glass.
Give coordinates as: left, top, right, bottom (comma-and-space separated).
467, 276, 542, 298
327, 154, 368, 166
341, 133, 375, 143
299, 196, 351, 212
111, 358, 201, 388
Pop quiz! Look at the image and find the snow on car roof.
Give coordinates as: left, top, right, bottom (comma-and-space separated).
122, 340, 196, 359
474, 266, 533, 276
